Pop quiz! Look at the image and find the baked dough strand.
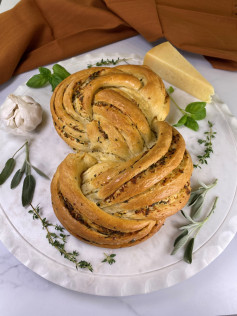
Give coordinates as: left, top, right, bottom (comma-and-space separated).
50, 65, 192, 248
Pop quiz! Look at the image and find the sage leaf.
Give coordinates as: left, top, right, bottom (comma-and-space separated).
22, 175, 36, 206
184, 117, 199, 131
188, 193, 199, 206
188, 189, 205, 205
184, 238, 195, 264
31, 165, 50, 179
52, 64, 70, 79
171, 229, 189, 255
191, 108, 206, 121
173, 115, 188, 127
191, 194, 204, 219
0, 158, 15, 185
181, 210, 196, 223
11, 169, 25, 189
185, 102, 206, 114
173, 229, 189, 247
26, 74, 49, 88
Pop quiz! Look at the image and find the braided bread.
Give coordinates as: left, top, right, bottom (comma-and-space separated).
50, 65, 193, 248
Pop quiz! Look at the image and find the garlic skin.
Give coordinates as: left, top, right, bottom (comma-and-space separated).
0, 94, 43, 132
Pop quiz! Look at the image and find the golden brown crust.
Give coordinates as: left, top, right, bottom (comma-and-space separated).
50, 65, 192, 248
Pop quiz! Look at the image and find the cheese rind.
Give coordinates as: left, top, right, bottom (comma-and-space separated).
143, 42, 214, 103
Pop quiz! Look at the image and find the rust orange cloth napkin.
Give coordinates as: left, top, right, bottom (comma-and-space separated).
1, 0, 237, 84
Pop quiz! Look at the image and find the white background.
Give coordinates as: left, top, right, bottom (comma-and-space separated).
0, 2, 237, 316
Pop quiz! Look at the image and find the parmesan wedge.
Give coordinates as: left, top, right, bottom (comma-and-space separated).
143, 42, 214, 103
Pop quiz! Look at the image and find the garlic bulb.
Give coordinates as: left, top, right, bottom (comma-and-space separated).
0, 94, 43, 132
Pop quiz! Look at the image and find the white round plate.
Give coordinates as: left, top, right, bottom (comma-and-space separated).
0, 54, 236, 296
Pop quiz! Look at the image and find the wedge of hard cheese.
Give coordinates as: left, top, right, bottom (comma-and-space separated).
143, 42, 214, 103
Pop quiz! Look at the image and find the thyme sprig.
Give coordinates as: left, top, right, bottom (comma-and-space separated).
87, 57, 129, 68
167, 86, 207, 131
28, 204, 93, 272
193, 121, 216, 168
102, 253, 116, 265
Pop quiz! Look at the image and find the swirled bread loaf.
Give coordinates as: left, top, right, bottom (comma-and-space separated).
50, 65, 193, 248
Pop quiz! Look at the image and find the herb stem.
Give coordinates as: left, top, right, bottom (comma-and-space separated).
168, 93, 187, 115
12, 141, 28, 158
25, 141, 31, 176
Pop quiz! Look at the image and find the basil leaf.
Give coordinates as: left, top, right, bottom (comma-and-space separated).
39, 67, 51, 78
184, 117, 199, 131
184, 238, 195, 264
167, 86, 174, 94
11, 169, 25, 189
52, 64, 70, 80
49, 74, 63, 91
22, 175, 36, 206
185, 102, 206, 114
31, 165, 50, 180
191, 108, 206, 121
26, 74, 49, 88
171, 229, 189, 255
173, 115, 187, 127
0, 158, 15, 185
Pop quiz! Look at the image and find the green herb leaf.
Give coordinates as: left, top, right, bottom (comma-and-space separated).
173, 229, 189, 247
191, 108, 206, 121
181, 210, 196, 223
27, 64, 70, 90
49, 74, 63, 91
172, 191, 218, 264
185, 102, 206, 114
184, 117, 199, 131
39, 67, 51, 78
188, 190, 205, 206
169, 95, 206, 131
11, 169, 25, 189
22, 174, 36, 206
184, 238, 195, 264
77, 260, 93, 272
191, 194, 204, 219
167, 86, 174, 94
102, 253, 116, 265
0, 158, 15, 185
52, 64, 70, 79
87, 57, 128, 68
31, 165, 50, 180
26, 74, 49, 88
194, 121, 216, 168
173, 115, 188, 127
171, 229, 189, 255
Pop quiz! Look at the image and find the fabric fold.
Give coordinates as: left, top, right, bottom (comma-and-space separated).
0, 0, 236, 85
